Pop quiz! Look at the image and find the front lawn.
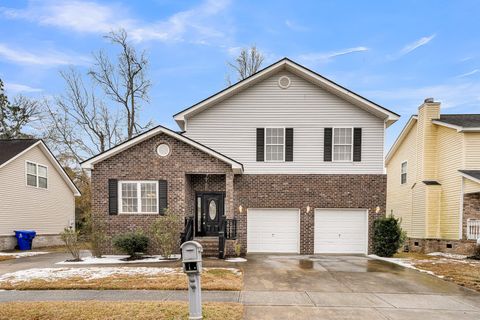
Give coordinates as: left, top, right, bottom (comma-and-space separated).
0, 256, 14, 262
0, 267, 242, 291
0, 301, 243, 320
392, 252, 480, 292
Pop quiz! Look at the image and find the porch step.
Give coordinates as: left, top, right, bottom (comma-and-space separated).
194, 237, 220, 257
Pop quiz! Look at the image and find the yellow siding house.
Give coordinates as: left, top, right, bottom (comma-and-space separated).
386, 99, 480, 254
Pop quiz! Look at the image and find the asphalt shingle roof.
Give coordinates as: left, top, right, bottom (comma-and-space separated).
0, 139, 39, 166
436, 114, 480, 128
459, 170, 480, 181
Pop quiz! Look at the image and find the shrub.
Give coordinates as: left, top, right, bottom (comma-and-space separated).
372, 216, 405, 257
112, 231, 149, 260
61, 228, 82, 262
234, 240, 242, 257
89, 220, 108, 258
151, 210, 183, 259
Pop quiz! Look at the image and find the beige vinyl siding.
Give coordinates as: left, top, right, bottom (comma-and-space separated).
464, 179, 480, 194
0, 145, 75, 236
386, 121, 420, 237
185, 70, 385, 174
464, 132, 480, 169
436, 126, 463, 239
425, 186, 442, 238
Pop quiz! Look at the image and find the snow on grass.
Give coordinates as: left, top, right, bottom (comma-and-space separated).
0, 267, 181, 283
0, 251, 49, 258
368, 254, 443, 278
225, 257, 247, 263
427, 252, 467, 260
56, 254, 181, 265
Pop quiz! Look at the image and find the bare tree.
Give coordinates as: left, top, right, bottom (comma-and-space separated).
0, 79, 40, 139
43, 68, 124, 166
89, 29, 152, 139
227, 45, 264, 84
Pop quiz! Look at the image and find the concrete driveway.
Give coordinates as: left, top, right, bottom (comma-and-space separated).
241, 254, 480, 320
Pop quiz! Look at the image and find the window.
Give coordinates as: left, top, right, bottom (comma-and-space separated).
333, 128, 353, 161
265, 128, 285, 161
26, 161, 47, 189
119, 181, 158, 214
401, 161, 407, 184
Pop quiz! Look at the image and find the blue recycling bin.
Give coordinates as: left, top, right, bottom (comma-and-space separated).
14, 230, 36, 250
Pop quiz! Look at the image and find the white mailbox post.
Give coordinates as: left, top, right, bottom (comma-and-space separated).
181, 241, 203, 320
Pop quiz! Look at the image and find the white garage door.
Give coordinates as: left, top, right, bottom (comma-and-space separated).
247, 209, 300, 253
314, 209, 368, 254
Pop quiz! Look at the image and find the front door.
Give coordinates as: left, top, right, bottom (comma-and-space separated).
196, 192, 224, 236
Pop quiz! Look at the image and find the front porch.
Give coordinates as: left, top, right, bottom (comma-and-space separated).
182, 173, 237, 258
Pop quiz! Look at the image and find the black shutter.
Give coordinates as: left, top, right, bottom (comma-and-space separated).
324, 128, 333, 162
108, 179, 118, 215
256, 128, 265, 162
158, 180, 168, 214
353, 128, 362, 162
285, 128, 294, 162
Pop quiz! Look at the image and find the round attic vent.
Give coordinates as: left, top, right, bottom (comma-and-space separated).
156, 143, 171, 157
278, 76, 291, 89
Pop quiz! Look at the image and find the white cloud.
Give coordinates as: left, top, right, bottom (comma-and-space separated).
299, 47, 369, 63
364, 82, 480, 112
398, 34, 436, 57
4, 82, 43, 94
0, 43, 90, 66
285, 19, 308, 32
456, 69, 480, 78
1, 0, 232, 44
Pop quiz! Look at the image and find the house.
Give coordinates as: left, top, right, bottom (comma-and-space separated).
386, 99, 480, 254
0, 139, 81, 250
82, 58, 399, 256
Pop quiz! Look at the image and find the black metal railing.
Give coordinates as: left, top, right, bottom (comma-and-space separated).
218, 216, 237, 259
180, 216, 194, 244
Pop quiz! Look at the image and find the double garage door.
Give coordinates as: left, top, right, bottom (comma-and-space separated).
247, 208, 367, 254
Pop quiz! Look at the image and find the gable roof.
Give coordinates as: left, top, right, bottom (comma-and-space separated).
459, 170, 480, 184
173, 58, 400, 130
0, 139, 81, 196
385, 115, 418, 164
81, 125, 244, 174
0, 139, 39, 166
432, 114, 480, 132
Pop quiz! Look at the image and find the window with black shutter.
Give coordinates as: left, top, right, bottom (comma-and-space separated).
108, 179, 118, 215
256, 128, 265, 162
324, 128, 333, 162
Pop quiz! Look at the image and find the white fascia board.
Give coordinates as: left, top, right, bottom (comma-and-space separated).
81, 126, 243, 174
385, 116, 418, 165
459, 171, 480, 185
432, 120, 480, 132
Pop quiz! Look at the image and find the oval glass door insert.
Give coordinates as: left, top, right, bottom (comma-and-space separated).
209, 200, 217, 220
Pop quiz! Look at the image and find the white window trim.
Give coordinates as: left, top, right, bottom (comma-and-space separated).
118, 180, 159, 214
401, 161, 408, 185
25, 161, 48, 190
332, 127, 354, 163
264, 127, 286, 162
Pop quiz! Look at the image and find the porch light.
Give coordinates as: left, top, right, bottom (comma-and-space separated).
306, 205, 311, 213
375, 206, 381, 214
238, 205, 243, 213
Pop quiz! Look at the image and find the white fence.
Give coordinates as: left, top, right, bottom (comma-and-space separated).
467, 219, 480, 240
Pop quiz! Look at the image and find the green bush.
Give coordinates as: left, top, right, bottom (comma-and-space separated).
151, 210, 183, 259
112, 231, 149, 259
372, 216, 405, 257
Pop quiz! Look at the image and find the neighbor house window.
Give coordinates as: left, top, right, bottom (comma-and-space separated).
265, 127, 285, 161
333, 128, 353, 161
401, 161, 407, 184
26, 161, 47, 189
119, 181, 158, 214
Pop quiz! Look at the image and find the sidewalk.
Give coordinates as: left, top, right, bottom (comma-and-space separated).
0, 289, 240, 303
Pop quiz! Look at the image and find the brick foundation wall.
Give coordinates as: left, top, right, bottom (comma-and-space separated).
233, 174, 386, 255
405, 238, 477, 255
91, 133, 232, 254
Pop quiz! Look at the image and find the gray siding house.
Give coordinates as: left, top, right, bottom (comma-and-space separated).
82, 58, 399, 256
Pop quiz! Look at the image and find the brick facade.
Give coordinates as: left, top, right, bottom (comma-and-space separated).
91, 133, 387, 255
91, 133, 232, 254
233, 174, 386, 255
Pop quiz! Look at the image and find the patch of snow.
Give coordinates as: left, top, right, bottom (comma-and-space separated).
0, 267, 181, 283
225, 257, 247, 263
368, 254, 438, 277
0, 251, 49, 258
56, 254, 181, 265
427, 252, 467, 260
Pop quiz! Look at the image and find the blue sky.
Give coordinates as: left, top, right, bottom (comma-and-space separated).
1, 0, 480, 150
